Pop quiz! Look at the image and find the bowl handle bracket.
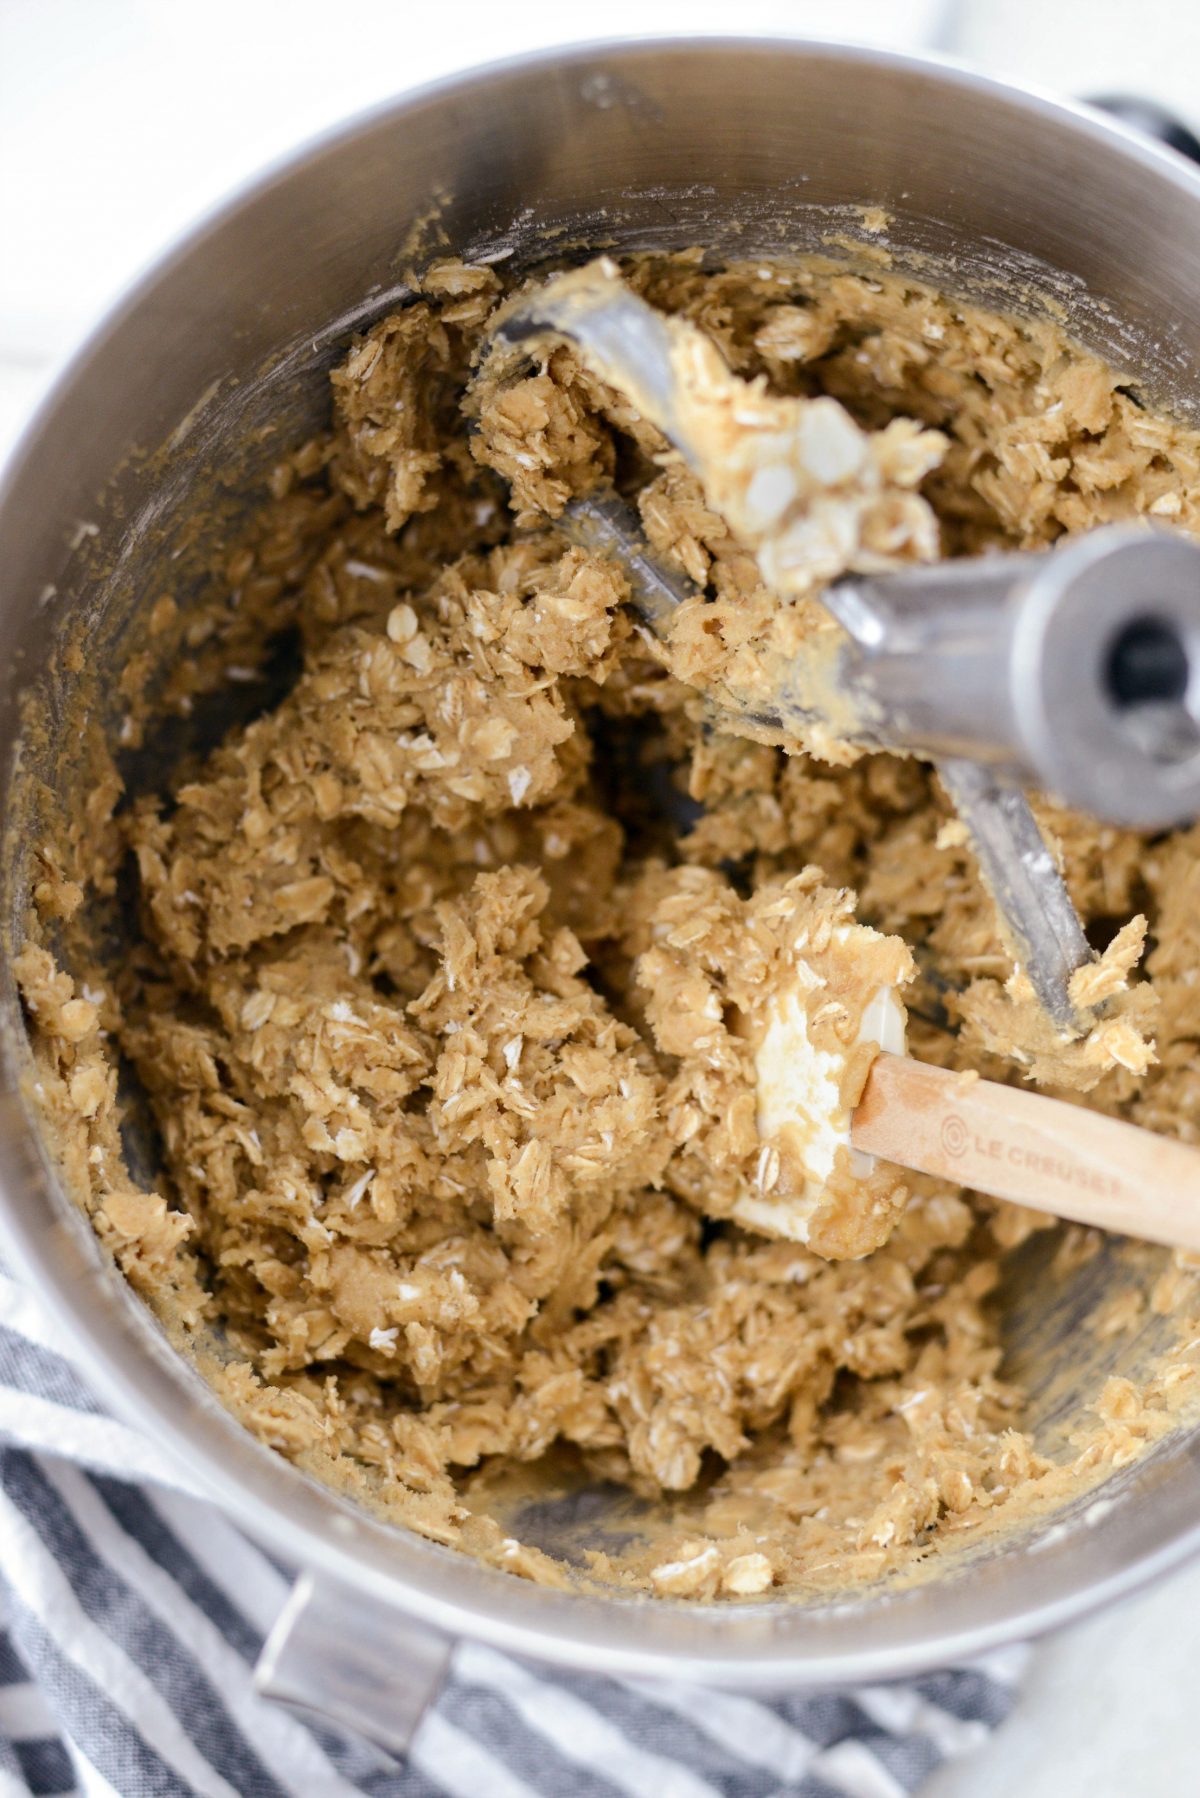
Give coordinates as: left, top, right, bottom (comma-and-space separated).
254, 1569, 454, 1761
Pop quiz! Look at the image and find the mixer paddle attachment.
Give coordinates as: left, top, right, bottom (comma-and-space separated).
562, 489, 1094, 1036
490, 262, 1200, 1039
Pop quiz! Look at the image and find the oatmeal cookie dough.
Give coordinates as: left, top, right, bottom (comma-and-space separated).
17, 249, 1200, 1599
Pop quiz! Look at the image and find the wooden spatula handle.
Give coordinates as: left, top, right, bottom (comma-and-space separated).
852, 1052, 1200, 1254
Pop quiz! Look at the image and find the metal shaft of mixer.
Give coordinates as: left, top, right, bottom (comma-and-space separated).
821, 532, 1200, 831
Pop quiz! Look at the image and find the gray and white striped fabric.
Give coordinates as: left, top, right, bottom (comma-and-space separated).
0, 1262, 1027, 1798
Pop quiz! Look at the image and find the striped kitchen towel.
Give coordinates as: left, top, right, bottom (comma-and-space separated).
0, 1263, 1026, 1798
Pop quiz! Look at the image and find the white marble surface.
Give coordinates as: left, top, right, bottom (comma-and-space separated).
3, 3, 1199, 1793
928, 1557, 1200, 1796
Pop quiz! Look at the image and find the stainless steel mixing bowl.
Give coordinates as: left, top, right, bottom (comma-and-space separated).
4, 36, 1200, 1750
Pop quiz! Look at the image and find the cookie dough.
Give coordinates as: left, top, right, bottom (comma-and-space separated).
16, 249, 1200, 1599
